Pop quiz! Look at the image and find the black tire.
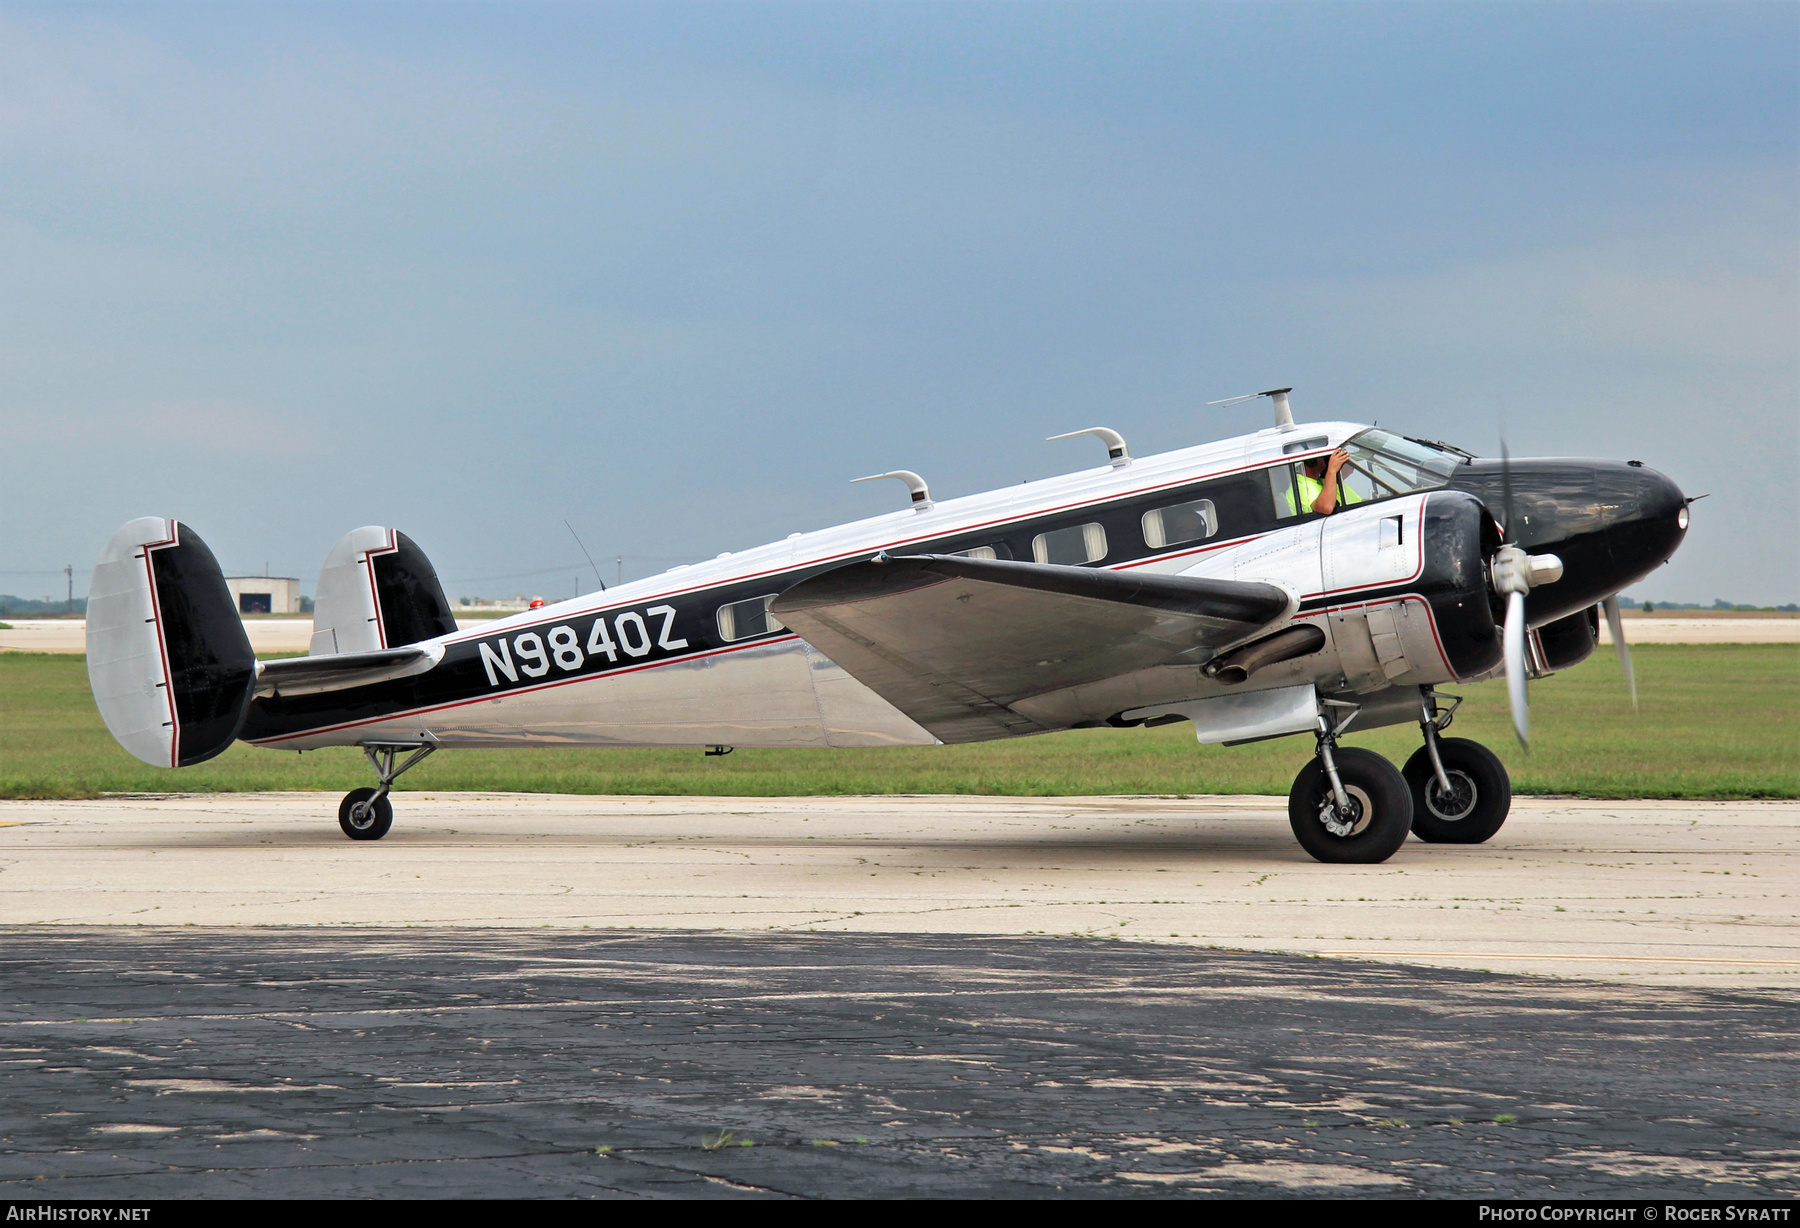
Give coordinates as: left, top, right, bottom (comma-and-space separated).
1288, 747, 1413, 864
1402, 737, 1510, 844
338, 787, 393, 841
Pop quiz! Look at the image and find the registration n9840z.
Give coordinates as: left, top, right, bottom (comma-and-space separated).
477, 604, 689, 688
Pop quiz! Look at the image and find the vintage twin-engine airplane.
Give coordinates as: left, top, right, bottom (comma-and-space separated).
86, 391, 1688, 863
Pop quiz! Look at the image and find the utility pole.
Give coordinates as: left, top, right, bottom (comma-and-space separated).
65, 565, 73, 615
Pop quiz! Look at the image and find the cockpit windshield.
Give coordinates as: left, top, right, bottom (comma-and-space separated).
1269, 428, 1465, 520
1340, 429, 1462, 499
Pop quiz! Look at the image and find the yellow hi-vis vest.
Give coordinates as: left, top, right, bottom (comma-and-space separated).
1287, 472, 1362, 517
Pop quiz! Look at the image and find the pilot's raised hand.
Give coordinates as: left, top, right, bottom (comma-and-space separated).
1326, 448, 1351, 473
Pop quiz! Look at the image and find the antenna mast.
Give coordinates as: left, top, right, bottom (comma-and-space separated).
1206, 386, 1297, 431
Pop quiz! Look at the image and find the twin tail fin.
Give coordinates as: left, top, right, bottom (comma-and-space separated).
87, 518, 257, 768
87, 520, 454, 768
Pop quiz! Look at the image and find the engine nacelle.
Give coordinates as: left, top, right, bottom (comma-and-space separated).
1308, 490, 1502, 691
1526, 605, 1599, 677
1411, 489, 1506, 682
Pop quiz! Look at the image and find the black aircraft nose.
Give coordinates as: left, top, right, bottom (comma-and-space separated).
1526, 460, 1688, 622
1445, 457, 1689, 625
1597, 459, 1688, 574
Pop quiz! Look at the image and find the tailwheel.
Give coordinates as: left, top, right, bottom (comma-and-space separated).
338, 787, 393, 841
1288, 747, 1412, 864
1403, 737, 1511, 844
335, 742, 436, 841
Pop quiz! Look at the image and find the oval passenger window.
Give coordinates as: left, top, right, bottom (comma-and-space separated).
1142, 498, 1217, 549
1032, 523, 1107, 565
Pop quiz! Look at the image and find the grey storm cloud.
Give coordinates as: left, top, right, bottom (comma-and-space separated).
0, 1, 1793, 604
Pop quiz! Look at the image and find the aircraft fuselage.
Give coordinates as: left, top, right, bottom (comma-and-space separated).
237, 422, 1686, 753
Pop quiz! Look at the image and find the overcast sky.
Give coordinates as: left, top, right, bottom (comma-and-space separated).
2, 1, 1794, 605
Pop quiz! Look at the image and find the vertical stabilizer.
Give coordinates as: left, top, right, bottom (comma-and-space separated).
87, 519, 257, 767
312, 527, 457, 655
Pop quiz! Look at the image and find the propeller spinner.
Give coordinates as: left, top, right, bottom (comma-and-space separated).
1490, 543, 1564, 748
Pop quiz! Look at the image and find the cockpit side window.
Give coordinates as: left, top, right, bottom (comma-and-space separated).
1270, 461, 1336, 519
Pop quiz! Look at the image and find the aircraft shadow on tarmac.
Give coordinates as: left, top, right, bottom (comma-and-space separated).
74, 820, 1404, 864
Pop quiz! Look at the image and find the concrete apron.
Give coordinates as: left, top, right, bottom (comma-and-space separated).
0, 793, 1793, 987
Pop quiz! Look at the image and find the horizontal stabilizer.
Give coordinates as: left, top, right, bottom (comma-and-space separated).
771, 554, 1291, 743
255, 643, 443, 699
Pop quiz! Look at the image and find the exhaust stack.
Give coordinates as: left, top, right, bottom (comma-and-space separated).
1203, 623, 1326, 685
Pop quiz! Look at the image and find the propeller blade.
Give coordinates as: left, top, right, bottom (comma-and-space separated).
1504, 589, 1529, 749
1500, 437, 1517, 540
1601, 594, 1638, 712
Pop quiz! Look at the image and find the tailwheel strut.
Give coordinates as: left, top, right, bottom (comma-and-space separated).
339, 741, 437, 841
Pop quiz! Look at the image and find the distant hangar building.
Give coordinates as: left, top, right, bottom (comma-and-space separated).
224, 576, 301, 615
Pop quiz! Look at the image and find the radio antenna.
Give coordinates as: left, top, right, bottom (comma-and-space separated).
564, 519, 605, 591
1206, 386, 1296, 430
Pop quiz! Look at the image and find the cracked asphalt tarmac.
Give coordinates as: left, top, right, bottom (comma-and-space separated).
1, 928, 1795, 1198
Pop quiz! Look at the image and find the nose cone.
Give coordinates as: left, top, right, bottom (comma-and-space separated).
1597, 461, 1687, 585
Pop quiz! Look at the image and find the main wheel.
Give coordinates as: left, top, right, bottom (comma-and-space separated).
1288, 747, 1412, 864
1402, 737, 1510, 844
338, 787, 393, 841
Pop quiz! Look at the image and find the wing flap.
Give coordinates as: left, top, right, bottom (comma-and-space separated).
771, 555, 1290, 742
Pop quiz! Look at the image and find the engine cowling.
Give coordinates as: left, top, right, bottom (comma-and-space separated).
1527, 605, 1599, 677
1412, 489, 1505, 682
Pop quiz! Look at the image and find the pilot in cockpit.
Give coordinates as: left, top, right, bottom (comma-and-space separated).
1289, 448, 1363, 516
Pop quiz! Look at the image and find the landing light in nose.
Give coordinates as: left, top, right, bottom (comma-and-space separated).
1677, 505, 1689, 531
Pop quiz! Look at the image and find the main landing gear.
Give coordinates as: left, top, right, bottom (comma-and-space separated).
1288, 701, 1413, 864
1285, 690, 1513, 863
1401, 690, 1511, 844
338, 742, 436, 841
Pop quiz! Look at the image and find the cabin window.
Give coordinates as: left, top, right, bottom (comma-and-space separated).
1032, 522, 1107, 566
1141, 498, 1217, 549
716, 594, 784, 642
949, 543, 1011, 560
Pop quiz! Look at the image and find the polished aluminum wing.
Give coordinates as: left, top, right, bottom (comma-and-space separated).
771, 554, 1291, 743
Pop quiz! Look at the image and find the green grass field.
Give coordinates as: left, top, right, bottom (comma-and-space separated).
1, 644, 1793, 800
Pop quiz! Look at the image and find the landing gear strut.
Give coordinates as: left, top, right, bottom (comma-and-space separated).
338, 742, 436, 841
1402, 690, 1511, 844
1287, 700, 1412, 864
